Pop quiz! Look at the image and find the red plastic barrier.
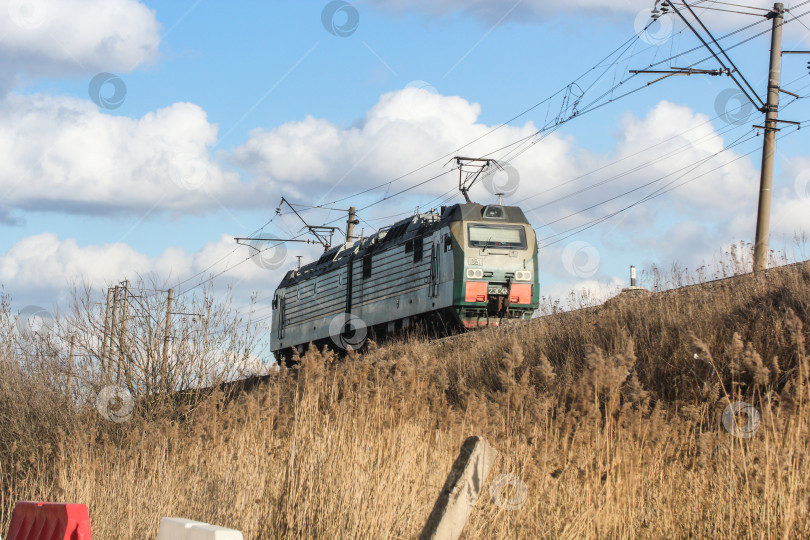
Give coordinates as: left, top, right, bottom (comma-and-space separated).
5, 501, 92, 540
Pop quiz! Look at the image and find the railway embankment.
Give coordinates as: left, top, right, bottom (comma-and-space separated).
2, 260, 809, 538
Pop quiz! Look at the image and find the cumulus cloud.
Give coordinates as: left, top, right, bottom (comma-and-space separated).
770, 156, 810, 244
0, 0, 161, 90
1, 86, 806, 306
0, 92, 262, 216
228, 87, 552, 204
0, 232, 301, 309
0, 73, 791, 244
492, 100, 763, 274
230, 93, 765, 248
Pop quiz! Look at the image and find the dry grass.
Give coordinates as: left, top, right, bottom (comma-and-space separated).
1, 262, 809, 539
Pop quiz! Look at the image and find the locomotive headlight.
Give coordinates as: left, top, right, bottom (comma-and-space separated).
515, 270, 532, 281
466, 268, 484, 279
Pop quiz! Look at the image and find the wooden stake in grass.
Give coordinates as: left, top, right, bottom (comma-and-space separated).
420, 436, 498, 540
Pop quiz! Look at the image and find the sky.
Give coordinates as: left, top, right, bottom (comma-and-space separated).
1, 0, 809, 328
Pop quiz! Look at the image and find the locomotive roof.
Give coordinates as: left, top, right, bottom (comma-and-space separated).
276, 202, 530, 288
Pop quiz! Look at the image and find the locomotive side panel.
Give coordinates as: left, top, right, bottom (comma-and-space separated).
352, 225, 455, 327
271, 224, 456, 353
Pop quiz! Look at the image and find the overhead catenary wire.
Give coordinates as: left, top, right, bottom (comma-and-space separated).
242, 123, 768, 326
535, 130, 757, 235
467, 6, 798, 170
312, 31, 650, 211
178, 4, 810, 303
704, 1, 771, 12
670, 2, 771, 17
266, 3, 791, 224
282, 10, 806, 239
283, 12, 705, 217
536, 121, 806, 248
236, 14, 803, 297
518, 113, 754, 214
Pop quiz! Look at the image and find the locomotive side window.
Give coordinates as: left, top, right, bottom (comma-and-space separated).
405, 240, 413, 253
468, 225, 527, 249
413, 236, 423, 263
444, 234, 452, 252
363, 256, 372, 278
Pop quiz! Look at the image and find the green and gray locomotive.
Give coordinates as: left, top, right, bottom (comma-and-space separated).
270, 201, 539, 363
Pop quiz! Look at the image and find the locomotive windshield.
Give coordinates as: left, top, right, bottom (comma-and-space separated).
467, 224, 527, 249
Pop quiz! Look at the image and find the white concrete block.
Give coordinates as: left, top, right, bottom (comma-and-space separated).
158, 517, 202, 540
187, 524, 244, 540
157, 517, 243, 540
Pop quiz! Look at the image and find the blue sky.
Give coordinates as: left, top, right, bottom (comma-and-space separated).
2, 0, 809, 320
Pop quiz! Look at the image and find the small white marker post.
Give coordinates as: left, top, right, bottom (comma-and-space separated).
420, 436, 498, 540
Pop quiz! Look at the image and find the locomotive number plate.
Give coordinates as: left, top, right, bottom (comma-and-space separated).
467, 257, 483, 266
488, 285, 509, 296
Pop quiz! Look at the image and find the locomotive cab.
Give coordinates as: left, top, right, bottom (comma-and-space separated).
444, 203, 539, 328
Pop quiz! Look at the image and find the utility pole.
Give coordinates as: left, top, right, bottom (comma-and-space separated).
118, 279, 130, 385
67, 335, 75, 396
108, 286, 119, 384
753, 3, 784, 272
162, 288, 173, 393
101, 287, 112, 376
634, 1, 801, 273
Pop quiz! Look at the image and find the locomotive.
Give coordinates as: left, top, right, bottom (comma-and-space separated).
269, 197, 540, 364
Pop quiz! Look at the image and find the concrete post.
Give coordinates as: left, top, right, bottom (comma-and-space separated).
753, 3, 784, 272
162, 288, 173, 394
420, 436, 498, 540
101, 287, 112, 375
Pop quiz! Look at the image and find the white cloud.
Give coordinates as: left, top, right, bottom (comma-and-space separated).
0, 232, 300, 308
0, 0, 161, 90
0, 92, 257, 217
523, 100, 763, 258
776, 155, 810, 239
0, 85, 786, 238
0, 232, 151, 291
228, 87, 550, 204
0, 86, 806, 306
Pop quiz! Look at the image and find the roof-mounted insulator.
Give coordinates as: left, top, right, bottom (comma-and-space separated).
651, 0, 662, 20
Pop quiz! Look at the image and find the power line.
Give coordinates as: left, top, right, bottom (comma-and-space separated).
265, 4, 782, 223
706, 1, 771, 11
523, 121, 753, 215
177, 5, 810, 300
304, 29, 650, 212
535, 130, 756, 235
174, 214, 280, 297
537, 122, 805, 248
